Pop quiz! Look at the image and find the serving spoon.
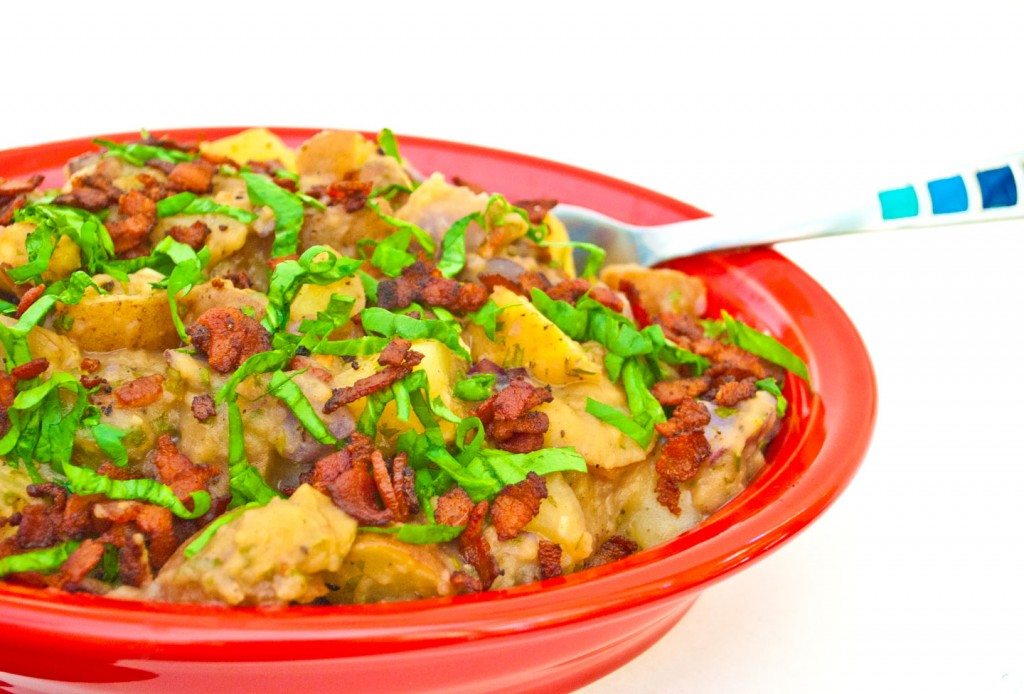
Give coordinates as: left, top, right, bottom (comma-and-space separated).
553, 154, 1024, 266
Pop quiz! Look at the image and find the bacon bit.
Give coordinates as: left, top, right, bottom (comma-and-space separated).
141, 134, 197, 154
11, 358, 49, 380
102, 524, 151, 587
107, 190, 157, 255
468, 359, 528, 390
113, 374, 165, 409
167, 220, 210, 250
490, 472, 547, 540
80, 357, 101, 373
94, 500, 177, 571
0, 194, 26, 225
451, 176, 487, 194
618, 279, 650, 326
657, 311, 784, 383
56, 538, 105, 588
54, 170, 122, 212
376, 262, 488, 314
435, 486, 473, 527
369, 450, 417, 522
450, 570, 484, 594
0, 175, 44, 196
537, 539, 563, 579
714, 378, 757, 407
268, 253, 299, 270
652, 377, 711, 405
167, 161, 215, 194
478, 272, 524, 296
153, 434, 214, 503
307, 433, 391, 525
187, 394, 215, 422
323, 340, 423, 413
80, 375, 107, 389
458, 500, 500, 589
309, 180, 373, 212
135, 172, 167, 201
187, 307, 272, 374
584, 535, 639, 569
14, 489, 107, 550
544, 278, 624, 312
654, 399, 711, 515
222, 271, 253, 289
95, 461, 138, 480
15, 284, 45, 318
0, 371, 15, 438
474, 379, 553, 453
512, 198, 558, 226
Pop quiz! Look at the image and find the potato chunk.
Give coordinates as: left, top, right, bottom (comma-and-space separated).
600, 264, 706, 318
295, 130, 375, 179
329, 533, 454, 603
466, 286, 600, 385
200, 128, 297, 171
150, 484, 357, 606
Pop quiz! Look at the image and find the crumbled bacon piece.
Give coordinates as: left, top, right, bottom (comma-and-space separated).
94, 500, 178, 571
102, 523, 152, 587
451, 176, 487, 194
369, 450, 417, 522
152, 434, 214, 503
490, 472, 547, 540
167, 220, 210, 250
167, 161, 215, 194
113, 374, 165, 408
537, 539, 563, 579
512, 198, 558, 225
584, 535, 639, 569
95, 461, 138, 480
435, 486, 473, 527
107, 190, 157, 254
14, 489, 106, 550
15, 284, 45, 318
0, 194, 26, 225
187, 307, 272, 374
53, 170, 121, 212
80, 357, 101, 373
652, 377, 711, 405
458, 500, 500, 589
450, 570, 483, 594
56, 538, 105, 588
474, 379, 553, 453
0, 371, 15, 437
468, 359, 528, 390
714, 378, 757, 407
323, 340, 423, 413
10, 357, 48, 380
80, 374, 107, 389
190, 393, 217, 421
544, 278, 623, 312
310, 180, 373, 212
0, 175, 44, 196
653, 399, 712, 515
222, 271, 253, 289
376, 262, 487, 314
134, 173, 167, 201
306, 433, 392, 525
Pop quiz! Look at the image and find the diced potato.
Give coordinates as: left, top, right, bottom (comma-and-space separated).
180, 278, 268, 324
524, 472, 594, 564
57, 270, 180, 352
0, 465, 32, 539
150, 484, 357, 606
539, 372, 652, 470
200, 128, 297, 171
613, 461, 702, 550
330, 533, 453, 603
466, 286, 600, 386
287, 276, 365, 335
0, 222, 82, 282
295, 130, 375, 179
0, 315, 82, 372
395, 173, 487, 242
600, 264, 707, 318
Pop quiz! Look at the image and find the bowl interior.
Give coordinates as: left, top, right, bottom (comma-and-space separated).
0, 128, 876, 650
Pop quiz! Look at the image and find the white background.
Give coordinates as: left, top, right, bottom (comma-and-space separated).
3, 1, 1023, 691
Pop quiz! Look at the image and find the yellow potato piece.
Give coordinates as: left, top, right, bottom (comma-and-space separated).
295, 130, 375, 179
466, 286, 600, 385
200, 128, 297, 171
0, 222, 82, 283
543, 212, 576, 278
330, 533, 453, 603
524, 473, 594, 563
287, 276, 365, 334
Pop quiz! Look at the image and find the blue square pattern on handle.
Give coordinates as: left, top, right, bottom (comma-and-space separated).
927, 176, 969, 214
878, 186, 919, 220
976, 166, 1017, 209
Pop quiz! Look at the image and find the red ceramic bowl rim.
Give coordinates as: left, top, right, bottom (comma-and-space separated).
0, 127, 876, 654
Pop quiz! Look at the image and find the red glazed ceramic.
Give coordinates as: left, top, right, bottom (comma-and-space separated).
0, 128, 876, 693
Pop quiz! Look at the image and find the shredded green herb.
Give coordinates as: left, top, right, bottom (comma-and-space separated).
266, 370, 338, 445
0, 541, 81, 578
240, 172, 307, 257
360, 307, 468, 359
453, 373, 495, 401
184, 500, 266, 558
361, 523, 464, 544
64, 463, 211, 519
755, 377, 789, 417
541, 240, 606, 278
10, 203, 115, 283
703, 311, 809, 382
155, 191, 257, 223
376, 128, 402, 162
94, 136, 195, 168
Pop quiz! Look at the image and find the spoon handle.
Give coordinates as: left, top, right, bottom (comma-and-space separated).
639, 153, 1024, 265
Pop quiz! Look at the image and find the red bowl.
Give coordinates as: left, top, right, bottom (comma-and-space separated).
0, 128, 876, 693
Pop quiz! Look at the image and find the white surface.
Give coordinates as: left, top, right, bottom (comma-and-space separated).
3, 1, 1023, 691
